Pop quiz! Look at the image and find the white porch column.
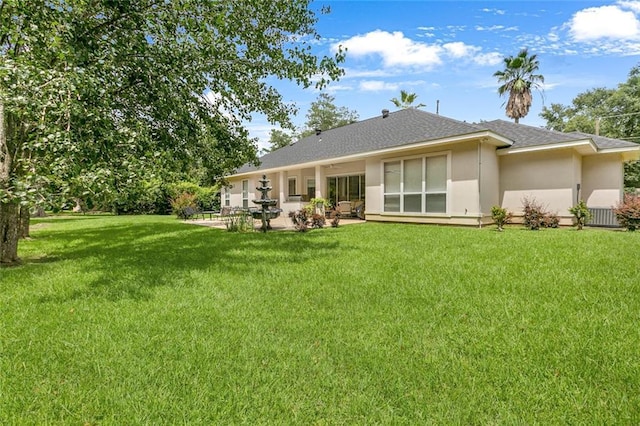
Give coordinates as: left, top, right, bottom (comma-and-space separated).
315, 165, 323, 198
278, 171, 285, 206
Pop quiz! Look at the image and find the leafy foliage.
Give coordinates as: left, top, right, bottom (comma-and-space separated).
522, 197, 558, 230
491, 205, 512, 231
266, 129, 294, 152
0, 0, 345, 262
300, 93, 358, 136
170, 193, 198, 220
223, 211, 254, 233
390, 90, 426, 109
614, 194, 640, 231
494, 49, 544, 123
568, 200, 591, 230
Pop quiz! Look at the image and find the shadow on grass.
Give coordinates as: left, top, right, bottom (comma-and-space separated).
16, 217, 346, 302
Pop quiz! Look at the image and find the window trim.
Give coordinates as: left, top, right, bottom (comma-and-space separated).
288, 176, 298, 196
241, 179, 249, 209
381, 151, 451, 215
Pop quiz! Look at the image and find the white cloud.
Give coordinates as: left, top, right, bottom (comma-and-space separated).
473, 52, 503, 66
481, 8, 506, 15
359, 80, 400, 92
443, 42, 480, 58
569, 5, 640, 40
335, 31, 500, 70
618, 1, 640, 13
335, 30, 443, 68
476, 25, 505, 31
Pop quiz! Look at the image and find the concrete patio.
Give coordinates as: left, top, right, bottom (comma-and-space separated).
185, 214, 366, 231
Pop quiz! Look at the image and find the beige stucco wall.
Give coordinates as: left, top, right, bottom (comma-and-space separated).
582, 153, 624, 207
363, 139, 497, 225
499, 149, 578, 218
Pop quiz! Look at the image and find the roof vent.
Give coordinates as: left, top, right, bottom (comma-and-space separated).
315, 128, 322, 135
382, 109, 389, 118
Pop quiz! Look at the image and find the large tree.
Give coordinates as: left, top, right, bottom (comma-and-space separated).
0, 0, 344, 265
390, 90, 425, 109
494, 48, 544, 124
266, 129, 294, 152
301, 93, 358, 136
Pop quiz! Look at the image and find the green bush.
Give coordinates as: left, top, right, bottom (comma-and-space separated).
170, 193, 198, 219
491, 205, 512, 231
223, 211, 254, 232
167, 182, 220, 211
569, 200, 591, 230
614, 194, 640, 231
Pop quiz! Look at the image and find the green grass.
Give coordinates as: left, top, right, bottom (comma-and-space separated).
2, 215, 639, 424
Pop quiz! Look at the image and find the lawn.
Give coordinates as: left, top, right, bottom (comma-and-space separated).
2, 215, 639, 424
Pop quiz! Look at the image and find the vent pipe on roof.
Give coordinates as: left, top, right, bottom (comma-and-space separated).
382, 109, 389, 118
315, 128, 321, 135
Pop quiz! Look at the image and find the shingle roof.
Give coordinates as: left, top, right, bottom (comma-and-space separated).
234, 110, 639, 175
481, 119, 640, 150
236, 109, 483, 173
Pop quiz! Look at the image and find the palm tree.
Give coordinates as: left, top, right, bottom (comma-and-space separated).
390, 90, 426, 109
493, 49, 544, 123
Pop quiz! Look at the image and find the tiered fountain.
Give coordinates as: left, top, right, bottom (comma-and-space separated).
252, 175, 282, 232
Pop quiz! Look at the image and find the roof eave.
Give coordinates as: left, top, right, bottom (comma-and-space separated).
497, 139, 598, 156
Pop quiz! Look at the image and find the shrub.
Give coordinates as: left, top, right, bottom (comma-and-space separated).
491, 205, 512, 231
170, 193, 198, 219
223, 211, 254, 232
542, 212, 560, 228
330, 210, 341, 228
569, 200, 591, 230
522, 197, 546, 230
289, 210, 308, 232
614, 194, 640, 231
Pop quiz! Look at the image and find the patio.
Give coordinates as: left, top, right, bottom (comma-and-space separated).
186, 214, 366, 231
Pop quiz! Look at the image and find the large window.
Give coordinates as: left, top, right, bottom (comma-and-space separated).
242, 179, 249, 209
383, 155, 447, 214
326, 175, 365, 206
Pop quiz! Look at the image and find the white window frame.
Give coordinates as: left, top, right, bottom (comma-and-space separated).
306, 177, 316, 199
224, 188, 230, 207
382, 152, 450, 215
288, 176, 298, 196
241, 179, 249, 209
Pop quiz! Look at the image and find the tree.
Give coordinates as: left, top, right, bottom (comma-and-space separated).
494, 48, 544, 123
0, 0, 345, 265
266, 129, 294, 152
539, 65, 640, 189
301, 93, 358, 136
390, 90, 425, 109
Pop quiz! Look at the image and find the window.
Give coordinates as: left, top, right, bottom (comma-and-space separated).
383, 155, 447, 214
306, 178, 316, 200
224, 188, 230, 207
242, 179, 249, 209
326, 175, 365, 206
288, 177, 297, 196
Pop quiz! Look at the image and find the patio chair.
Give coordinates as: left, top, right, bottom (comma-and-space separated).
338, 201, 352, 217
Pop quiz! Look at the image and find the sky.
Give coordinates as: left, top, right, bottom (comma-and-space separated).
246, 0, 640, 151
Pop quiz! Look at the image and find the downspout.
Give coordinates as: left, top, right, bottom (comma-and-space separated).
477, 139, 483, 228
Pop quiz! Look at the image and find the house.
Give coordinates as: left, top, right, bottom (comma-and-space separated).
225, 108, 640, 226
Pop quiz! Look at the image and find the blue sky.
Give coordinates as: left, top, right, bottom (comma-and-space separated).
247, 0, 640, 150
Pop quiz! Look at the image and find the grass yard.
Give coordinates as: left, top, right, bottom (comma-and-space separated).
2, 215, 639, 424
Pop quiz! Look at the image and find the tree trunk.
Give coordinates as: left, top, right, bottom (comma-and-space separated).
0, 98, 21, 264
0, 201, 20, 265
19, 205, 30, 239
